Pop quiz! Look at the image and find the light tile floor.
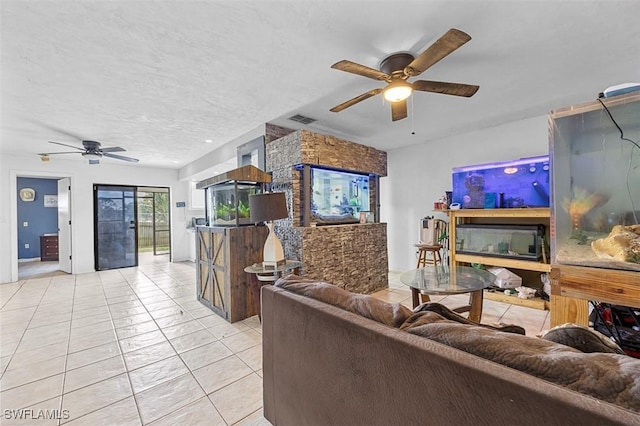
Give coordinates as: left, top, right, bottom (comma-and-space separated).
1, 263, 550, 425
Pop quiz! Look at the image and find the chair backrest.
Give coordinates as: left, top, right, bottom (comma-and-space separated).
434, 219, 448, 245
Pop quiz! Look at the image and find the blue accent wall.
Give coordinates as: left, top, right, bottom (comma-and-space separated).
17, 177, 59, 259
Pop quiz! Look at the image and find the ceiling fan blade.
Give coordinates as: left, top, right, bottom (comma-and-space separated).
38, 123, 86, 140
331, 60, 390, 81
38, 151, 82, 156
330, 88, 383, 112
49, 140, 85, 151
404, 28, 472, 77
100, 146, 126, 153
390, 99, 408, 122
103, 152, 139, 163
412, 80, 479, 97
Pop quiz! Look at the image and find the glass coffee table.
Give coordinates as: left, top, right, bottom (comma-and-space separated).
400, 265, 496, 322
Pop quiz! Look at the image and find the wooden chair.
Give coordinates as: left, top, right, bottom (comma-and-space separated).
413, 243, 443, 304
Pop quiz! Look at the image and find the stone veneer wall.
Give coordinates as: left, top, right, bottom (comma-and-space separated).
265, 123, 296, 143
300, 223, 388, 293
266, 129, 389, 294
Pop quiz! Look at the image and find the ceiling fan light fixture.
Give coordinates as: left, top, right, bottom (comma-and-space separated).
82, 152, 102, 161
383, 81, 413, 102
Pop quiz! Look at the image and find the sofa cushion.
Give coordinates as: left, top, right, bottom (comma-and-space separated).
274, 274, 412, 328
404, 319, 640, 412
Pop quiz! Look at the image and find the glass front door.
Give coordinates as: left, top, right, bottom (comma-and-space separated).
94, 185, 137, 270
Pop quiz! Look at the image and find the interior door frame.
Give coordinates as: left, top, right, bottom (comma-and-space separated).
9, 170, 75, 283
57, 178, 72, 273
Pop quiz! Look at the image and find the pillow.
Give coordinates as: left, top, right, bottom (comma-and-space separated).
541, 323, 625, 354
274, 274, 412, 328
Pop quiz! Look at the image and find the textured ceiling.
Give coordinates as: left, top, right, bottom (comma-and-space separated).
1, 1, 639, 170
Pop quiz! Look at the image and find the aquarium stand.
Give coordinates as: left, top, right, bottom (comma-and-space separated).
549, 265, 640, 328
448, 208, 552, 311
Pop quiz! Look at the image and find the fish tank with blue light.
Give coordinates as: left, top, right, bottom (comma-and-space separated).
310, 167, 370, 224
452, 155, 550, 209
550, 91, 640, 272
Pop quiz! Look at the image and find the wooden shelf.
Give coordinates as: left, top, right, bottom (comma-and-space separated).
455, 254, 551, 272
448, 207, 550, 219
448, 208, 551, 312
484, 290, 549, 310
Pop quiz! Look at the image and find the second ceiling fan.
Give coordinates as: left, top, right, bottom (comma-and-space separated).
330, 28, 479, 121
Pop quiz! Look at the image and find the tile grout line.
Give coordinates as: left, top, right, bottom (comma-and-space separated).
117, 267, 225, 425
59, 271, 137, 425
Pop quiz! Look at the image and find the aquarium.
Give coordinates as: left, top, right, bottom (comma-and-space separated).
196, 165, 271, 227
456, 224, 545, 261
310, 166, 370, 224
550, 91, 640, 272
204, 183, 261, 226
452, 156, 550, 209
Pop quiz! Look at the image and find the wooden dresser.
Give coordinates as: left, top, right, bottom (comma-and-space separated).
40, 235, 59, 261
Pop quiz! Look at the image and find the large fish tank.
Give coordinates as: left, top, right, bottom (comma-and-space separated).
550, 91, 640, 272
310, 166, 370, 224
452, 155, 550, 208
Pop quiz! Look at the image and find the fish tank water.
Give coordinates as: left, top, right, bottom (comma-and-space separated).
456, 224, 545, 261
550, 91, 640, 272
205, 183, 260, 226
197, 165, 271, 227
452, 156, 550, 209
310, 167, 370, 224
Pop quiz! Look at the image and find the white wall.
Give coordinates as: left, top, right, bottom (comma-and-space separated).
0, 116, 551, 282
381, 115, 549, 271
0, 153, 195, 283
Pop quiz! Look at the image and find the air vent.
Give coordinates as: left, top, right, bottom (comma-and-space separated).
288, 114, 317, 125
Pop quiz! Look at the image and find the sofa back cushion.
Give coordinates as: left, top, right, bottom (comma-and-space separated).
274, 274, 412, 328
405, 320, 640, 412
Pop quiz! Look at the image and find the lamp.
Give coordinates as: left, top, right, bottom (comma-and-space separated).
83, 152, 102, 164
383, 80, 413, 102
249, 192, 288, 268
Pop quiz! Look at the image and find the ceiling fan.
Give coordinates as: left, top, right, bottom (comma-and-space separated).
330, 28, 479, 121
39, 140, 139, 164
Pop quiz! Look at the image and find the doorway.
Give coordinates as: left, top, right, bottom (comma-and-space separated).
93, 184, 170, 271
137, 187, 171, 264
16, 176, 72, 280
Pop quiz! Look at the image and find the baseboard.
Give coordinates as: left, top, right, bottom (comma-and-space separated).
18, 257, 41, 263
171, 256, 194, 263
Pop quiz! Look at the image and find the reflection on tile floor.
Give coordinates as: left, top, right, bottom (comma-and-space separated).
1, 264, 550, 425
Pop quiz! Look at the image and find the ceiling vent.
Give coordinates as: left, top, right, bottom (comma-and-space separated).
288, 114, 317, 125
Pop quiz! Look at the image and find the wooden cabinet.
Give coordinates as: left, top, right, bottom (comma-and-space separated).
195, 226, 268, 323
448, 208, 551, 310
40, 235, 59, 261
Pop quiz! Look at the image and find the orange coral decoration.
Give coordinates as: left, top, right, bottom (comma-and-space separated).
561, 187, 608, 231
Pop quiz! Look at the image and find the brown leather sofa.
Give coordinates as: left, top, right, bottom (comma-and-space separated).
262, 276, 640, 426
